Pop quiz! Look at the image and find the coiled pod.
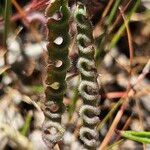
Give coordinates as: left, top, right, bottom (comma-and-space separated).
42, 0, 70, 147
75, 3, 100, 149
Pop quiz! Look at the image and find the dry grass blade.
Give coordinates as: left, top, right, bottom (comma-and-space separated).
134, 60, 150, 86
22, 95, 41, 111
119, 6, 134, 77
12, 26, 23, 40
11, 0, 28, 24
94, 0, 114, 32
135, 98, 146, 150
0, 66, 10, 75
109, 0, 132, 32
0, 48, 6, 58
97, 99, 123, 131
99, 59, 150, 150
98, 96, 129, 150
106, 139, 124, 150
115, 115, 132, 141
109, 0, 140, 49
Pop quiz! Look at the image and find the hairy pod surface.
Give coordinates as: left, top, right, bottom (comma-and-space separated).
42, 0, 70, 147
75, 3, 100, 149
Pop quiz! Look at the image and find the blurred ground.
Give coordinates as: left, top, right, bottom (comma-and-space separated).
0, 0, 150, 150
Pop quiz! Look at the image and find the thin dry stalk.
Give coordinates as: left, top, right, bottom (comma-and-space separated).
119, 6, 134, 78
105, 92, 126, 99
98, 96, 129, 150
135, 87, 150, 99
110, 53, 130, 73
12, 0, 29, 25
97, 20, 142, 136
135, 98, 146, 150
12, 26, 23, 40
98, 59, 150, 150
93, 0, 114, 36
99, 0, 114, 25
109, 0, 132, 33
12, 0, 42, 42
115, 115, 132, 141
0, 66, 10, 75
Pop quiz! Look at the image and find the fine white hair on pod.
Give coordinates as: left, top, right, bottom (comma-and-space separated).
77, 57, 95, 77
77, 34, 91, 43
42, 121, 65, 143
80, 127, 99, 148
44, 109, 61, 119
75, 8, 88, 29
78, 80, 99, 101
77, 34, 94, 54
79, 105, 100, 125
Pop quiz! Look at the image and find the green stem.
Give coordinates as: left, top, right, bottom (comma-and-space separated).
21, 111, 32, 136
106, 139, 124, 150
97, 99, 123, 131
3, 0, 11, 47
106, 0, 121, 25
68, 77, 80, 120
3, 0, 11, 65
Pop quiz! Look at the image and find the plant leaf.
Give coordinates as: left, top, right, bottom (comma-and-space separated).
119, 130, 150, 144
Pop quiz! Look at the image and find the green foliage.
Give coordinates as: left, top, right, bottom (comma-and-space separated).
21, 112, 32, 136
30, 85, 44, 93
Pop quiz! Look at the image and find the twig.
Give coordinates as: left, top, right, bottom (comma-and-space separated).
135, 98, 146, 150
11, 0, 29, 26
115, 114, 132, 141
106, 139, 124, 150
105, 91, 126, 99
98, 96, 129, 150
12, 0, 42, 42
97, 99, 123, 131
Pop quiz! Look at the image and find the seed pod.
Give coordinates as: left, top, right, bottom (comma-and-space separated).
42, 0, 70, 147
75, 2, 100, 149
